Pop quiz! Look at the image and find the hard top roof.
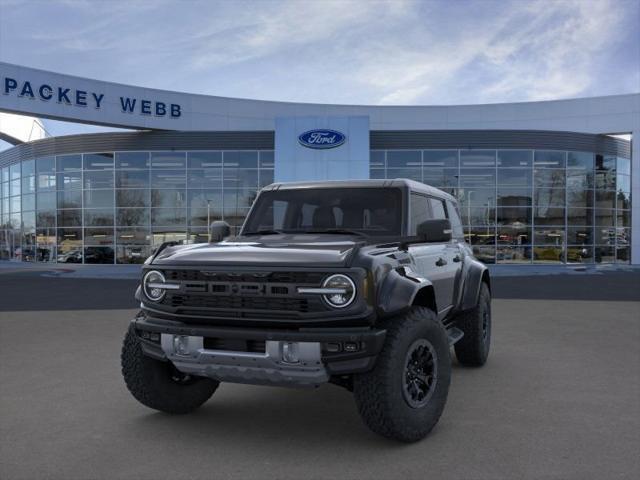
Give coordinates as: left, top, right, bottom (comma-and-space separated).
261, 178, 456, 202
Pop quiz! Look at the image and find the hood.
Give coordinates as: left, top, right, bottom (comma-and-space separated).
152, 235, 360, 268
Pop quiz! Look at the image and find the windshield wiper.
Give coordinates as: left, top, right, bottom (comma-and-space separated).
242, 229, 285, 236
305, 228, 368, 237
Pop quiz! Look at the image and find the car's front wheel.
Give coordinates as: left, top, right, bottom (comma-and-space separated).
121, 325, 219, 414
353, 306, 451, 442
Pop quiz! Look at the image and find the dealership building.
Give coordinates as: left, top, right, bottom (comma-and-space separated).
0, 62, 638, 265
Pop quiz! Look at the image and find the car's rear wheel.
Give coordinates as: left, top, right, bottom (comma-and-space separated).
454, 282, 491, 366
353, 306, 451, 442
121, 325, 219, 414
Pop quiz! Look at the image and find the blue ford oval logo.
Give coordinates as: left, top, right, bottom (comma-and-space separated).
298, 129, 346, 149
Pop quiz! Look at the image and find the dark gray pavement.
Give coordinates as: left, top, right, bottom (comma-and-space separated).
0, 272, 639, 479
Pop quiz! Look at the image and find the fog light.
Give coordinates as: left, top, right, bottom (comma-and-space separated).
173, 335, 190, 356
282, 342, 300, 364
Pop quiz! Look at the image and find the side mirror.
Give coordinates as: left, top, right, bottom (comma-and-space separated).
209, 220, 231, 243
416, 219, 452, 243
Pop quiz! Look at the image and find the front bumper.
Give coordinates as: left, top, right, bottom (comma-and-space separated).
133, 313, 386, 388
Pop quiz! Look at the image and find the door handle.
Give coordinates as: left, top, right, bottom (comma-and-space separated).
435, 257, 447, 267
453, 255, 461, 263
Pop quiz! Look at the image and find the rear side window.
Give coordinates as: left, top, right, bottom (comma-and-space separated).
410, 193, 429, 235
446, 200, 464, 238
428, 198, 447, 220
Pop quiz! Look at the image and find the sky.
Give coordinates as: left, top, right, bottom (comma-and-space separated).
0, 0, 638, 143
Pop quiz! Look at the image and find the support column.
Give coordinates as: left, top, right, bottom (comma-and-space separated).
631, 130, 639, 265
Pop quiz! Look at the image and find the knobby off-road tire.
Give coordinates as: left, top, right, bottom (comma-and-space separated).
353, 306, 451, 442
454, 282, 491, 366
121, 325, 219, 414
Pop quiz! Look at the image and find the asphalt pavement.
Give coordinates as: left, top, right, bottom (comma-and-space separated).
0, 271, 639, 479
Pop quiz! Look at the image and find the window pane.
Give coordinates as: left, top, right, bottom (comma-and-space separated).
151, 189, 186, 208
567, 151, 594, 169
187, 169, 222, 188
457, 188, 496, 208
497, 187, 532, 207
594, 190, 616, 209
187, 151, 222, 169
462, 206, 495, 225
37, 191, 57, 210
116, 189, 150, 208
57, 209, 82, 227
84, 246, 114, 264
595, 209, 615, 227
370, 151, 385, 168
534, 228, 564, 245
423, 150, 457, 168
497, 169, 531, 186
36, 157, 55, 174
387, 151, 421, 168
259, 151, 274, 168
458, 168, 495, 187
188, 190, 223, 210
85, 227, 114, 244
566, 189, 593, 209
84, 209, 114, 226
533, 246, 563, 263
116, 228, 151, 245
616, 210, 631, 227
117, 208, 149, 226
10, 179, 20, 196
595, 246, 615, 263
567, 247, 593, 264
58, 190, 82, 208
497, 246, 532, 263
57, 154, 82, 171
83, 153, 114, 170
84, 190, 114, 209
116, 152, 149, 169
151, 208, 186, 227
150, 152, 186, 169
259, 170, 274, 187
22, 159, 35, 176
84, 170, 114, 189
497, 225, 531, 245
410, 194, 429, 234
116, 170, 149, 188
224, 151, 258, 168
22, 193, 35, 211
151, 170, 186, 188
566, 169, 593, 189
37, 173, 56, 191
36, 210, 56, 228
568, 208, 593, 226
617, 174, 630, 194
223, 189, 258, 210
534, 151, 565, 168
460, 150, 495, 167
616, 157, 630, 176
497, 150, 532, 168
496, 207, 531, 225
223, 169, 259, 188
534, 207, 565, 226
567, 227, 593, 244
386, 168, 421, 182
116, 245, 151, 264
596, 155, 616, 172
534, 169, 565, 187
429, 198, 447, 219
57, 171, 82, 190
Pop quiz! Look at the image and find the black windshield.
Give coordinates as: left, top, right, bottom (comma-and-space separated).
242, 188, 403, 237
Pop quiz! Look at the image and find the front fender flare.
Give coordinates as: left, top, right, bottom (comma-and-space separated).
377, 268, 436, 318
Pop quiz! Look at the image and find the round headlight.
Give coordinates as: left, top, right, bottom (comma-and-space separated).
322, 274, 356, 308
143, 270, 166, 302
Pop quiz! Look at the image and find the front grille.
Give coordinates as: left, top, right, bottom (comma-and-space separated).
168, 294, 310, 312
157, 269, 332, 320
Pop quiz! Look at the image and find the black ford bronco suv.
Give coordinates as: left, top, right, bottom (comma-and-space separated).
121, 179, 491, 442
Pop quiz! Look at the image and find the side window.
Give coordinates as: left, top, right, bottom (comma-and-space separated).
428, 198, 447, 220
410, 193, 430, 235
446, 200, 464, 238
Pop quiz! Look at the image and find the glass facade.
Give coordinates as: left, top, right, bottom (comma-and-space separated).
0, 147, 631, 265
371, 149, 631, 264
0, 150, 274, 264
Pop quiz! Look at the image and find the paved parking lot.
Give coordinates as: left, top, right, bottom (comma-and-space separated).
1, 271, 639, 480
